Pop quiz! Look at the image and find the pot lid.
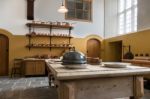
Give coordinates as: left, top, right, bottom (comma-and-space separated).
62, 50, 87, 64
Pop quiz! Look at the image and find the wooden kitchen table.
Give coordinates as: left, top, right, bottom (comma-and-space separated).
46, 61, 150, 99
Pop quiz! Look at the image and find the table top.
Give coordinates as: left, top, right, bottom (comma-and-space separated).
46, 60, 150, 80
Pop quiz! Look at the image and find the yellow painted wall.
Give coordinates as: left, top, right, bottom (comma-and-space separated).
104, 29, 150, 61
2, 27, 150, 74
0, 29, 103, 75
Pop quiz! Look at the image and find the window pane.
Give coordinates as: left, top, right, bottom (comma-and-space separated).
68, 0, 74, 1
67, 1, 75, 10
76, 0, 82, 3
83, 11, 89, 20
126, 0, 132, 9
119, 14, 124, 24
76, 2, 83, 9
126, 10, 131, 22
119, 14, 125, 34
67, 10, 75, 18
126, 10, 132, 32
133, 0, 137, 5
134, 7, 137, 31
76, 10, 83, 19
134, 7, 137, 18
119, 0, 125, 12
83, 1, 90, 10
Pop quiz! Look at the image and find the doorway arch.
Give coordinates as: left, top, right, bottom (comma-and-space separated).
0, 34, 9, 76
87, 38, 101, 58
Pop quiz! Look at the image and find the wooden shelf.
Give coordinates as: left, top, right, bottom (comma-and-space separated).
26, 22, 74, 51
26, 34, 73, 38
26, 44, 73, 49
26, 23, 73, 29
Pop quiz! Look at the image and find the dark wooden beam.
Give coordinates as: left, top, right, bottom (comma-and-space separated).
27, 0, 35, 20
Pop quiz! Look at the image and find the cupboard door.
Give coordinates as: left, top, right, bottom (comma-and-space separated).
25, 61, 35, 75
35, 61, 45, 75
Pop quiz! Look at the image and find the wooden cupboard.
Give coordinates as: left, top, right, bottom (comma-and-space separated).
23, 60, 45, 76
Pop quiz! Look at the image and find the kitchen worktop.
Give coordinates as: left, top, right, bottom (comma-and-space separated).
46, 60, 150, 99
46, 60, 150, 80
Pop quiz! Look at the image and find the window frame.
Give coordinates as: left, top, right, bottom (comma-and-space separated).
118, 0, 138, 35
65, 0, 93, 22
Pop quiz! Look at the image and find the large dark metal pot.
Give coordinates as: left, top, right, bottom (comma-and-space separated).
123, 45, 134, 59
62, 51, 87, 65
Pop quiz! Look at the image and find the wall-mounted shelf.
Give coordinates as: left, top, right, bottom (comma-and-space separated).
26, 44, 73, 49
26, 33, 73, 38
26, 23, 73, 29
26, 22, 74, 51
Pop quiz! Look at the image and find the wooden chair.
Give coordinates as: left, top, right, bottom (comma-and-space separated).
11, 58, 23, 77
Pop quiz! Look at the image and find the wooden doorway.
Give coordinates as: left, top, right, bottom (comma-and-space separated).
87, 39, 101, 58
109, 41, 123, 62
0, 34, 9, 76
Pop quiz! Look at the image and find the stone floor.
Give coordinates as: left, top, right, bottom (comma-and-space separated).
0, 77, 48, 90
0, 77, 150, 99
0, 77, 58, 99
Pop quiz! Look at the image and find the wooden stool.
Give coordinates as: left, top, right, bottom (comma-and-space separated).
11, 58, 23, 77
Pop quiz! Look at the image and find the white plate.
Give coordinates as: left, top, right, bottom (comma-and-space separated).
104, 62, 130, 68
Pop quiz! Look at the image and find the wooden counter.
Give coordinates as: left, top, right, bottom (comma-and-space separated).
122, 59, 150, 66
122, 59, 150, 79
46, 60, 150, 99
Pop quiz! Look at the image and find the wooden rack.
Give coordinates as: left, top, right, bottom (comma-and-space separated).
26, 22, 74, 50
26, 33, 73, 38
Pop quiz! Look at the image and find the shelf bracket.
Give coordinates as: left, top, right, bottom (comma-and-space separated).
49, 26, 52, 50
68, 27, 72, 44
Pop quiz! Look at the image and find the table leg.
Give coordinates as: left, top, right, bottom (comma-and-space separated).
130, 96, 142, 99
131, 76, 144, 99
58, 82, 75, 99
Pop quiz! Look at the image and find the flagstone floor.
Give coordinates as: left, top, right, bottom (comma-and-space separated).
0, 77, 150, 99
